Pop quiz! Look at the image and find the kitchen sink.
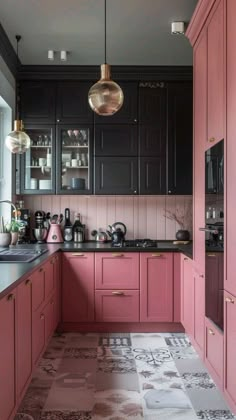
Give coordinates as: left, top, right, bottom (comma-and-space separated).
0, 248, 48, 263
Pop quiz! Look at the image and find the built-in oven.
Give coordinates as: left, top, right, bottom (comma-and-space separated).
203, 139, 224, 330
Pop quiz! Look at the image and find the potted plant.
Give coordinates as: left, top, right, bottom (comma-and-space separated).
0, 216, 12, 246
0, 218, 23, 246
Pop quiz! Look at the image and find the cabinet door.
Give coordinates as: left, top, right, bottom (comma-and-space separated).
16, 279, 32, 400
181, 255, 194, 337
95, 252, 139, 289
205, 317, 223, 389
44, 258, 55, 300
45, 297, 55, 342
56, 124, 93, 194
20, 81, 56, 123
193, 267, 205, 356
95, 82, 138, 124
62, 253, 95, 322
207, 0, 225, 146
206, 253, 224, 330
139, 83, 166, 124
32, 266, 45, 311
32, 308, 45, 366
224, 291, 236, 409
21, 125, 56, 194
95, 125, 138, 156
140, 253, 173, 322
193, 31, 207, 270
167, 82, 193, 195
139, 157, 166, 195
95, 290, 139, 322
56, 81, 93, 123
139, 125, 165, 157
54, 254, 61, 328
0, 291, 16, 420
95, 157, 138, 195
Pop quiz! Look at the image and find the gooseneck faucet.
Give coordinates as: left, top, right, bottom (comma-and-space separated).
0, 200, 17, 218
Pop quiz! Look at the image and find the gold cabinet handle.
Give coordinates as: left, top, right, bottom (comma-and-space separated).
39, 267, 43, 273
112, 253, 124, 257
184, 257, 188, 260
152, 253, 162, 257
40, 314, 45, 320
25, 279, 31, 286
112, 291, 124, 296
199, 274, 204, 278
208, 328, 215, 335
208, 137, 216, 143
50, 299, 54, 305
72, 253, 84, 257
225, 297, 235, 304
207, 254, 216, 257
7, 293, 15, 301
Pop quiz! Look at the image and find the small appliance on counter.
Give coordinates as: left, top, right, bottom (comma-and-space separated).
73, 212, 85, 242
63, 208, 73, 242
33, 227, 48, 243
91, 229, 108, 242
46, 223, 64, 243
107, 222, 127, 246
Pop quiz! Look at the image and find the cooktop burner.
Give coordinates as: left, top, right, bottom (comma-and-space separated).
122, 239, 158, 248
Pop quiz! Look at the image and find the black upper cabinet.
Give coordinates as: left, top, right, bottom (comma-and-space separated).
56, 82, 94, 123
139, 157, 166, 195
95, 157, 138, 195
95, 125, 138, 156
139, 125, 166, 157
20, 82, 56, 123
139, 82, 166, 124
167, 82, 193, 195
94, 82, 138, 124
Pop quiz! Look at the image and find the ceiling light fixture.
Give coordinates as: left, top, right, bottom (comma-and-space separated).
171, 21, 185, 35
5, 35, 31, 154
60, 50, 67, 61
48, 50, 55, 61
88, 0, 124, 116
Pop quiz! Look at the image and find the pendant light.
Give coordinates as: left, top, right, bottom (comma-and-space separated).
88, 0, 124, 116
5, 35, 31, 154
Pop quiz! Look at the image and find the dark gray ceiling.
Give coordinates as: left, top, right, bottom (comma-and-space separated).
0, 0, 197, 66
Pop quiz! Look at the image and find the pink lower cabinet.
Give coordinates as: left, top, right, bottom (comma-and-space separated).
95, 252, 139, 289
16, 278, 32, 401
224, 291, 236, 410
95, 290, 139, 322
181, 255, 194, 337
32, 304, 46, 366
0, 290, 16, 420
62, 252, 95, 322
192, 266, 205, 357
205, 317, 223, 389
140, 252, 173, 322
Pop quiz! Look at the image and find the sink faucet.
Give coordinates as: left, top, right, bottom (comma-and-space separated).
0, 200, 17, 219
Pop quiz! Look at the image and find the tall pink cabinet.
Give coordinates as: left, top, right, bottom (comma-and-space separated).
186, 0, 236, 413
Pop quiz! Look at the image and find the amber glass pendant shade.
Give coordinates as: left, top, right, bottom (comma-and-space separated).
88, 64, 124, 116
5, 120, 31, 154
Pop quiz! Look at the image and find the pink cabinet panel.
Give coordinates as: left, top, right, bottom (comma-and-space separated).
16, 279, 32, 400
32, 266, 45, 311
54, 254, 61, 328
205, 317, 223, 388
0, 291, 16, 420
44, 258, 55, 299
62, 253, 95, 322
224, 291, 236, 409
95, 290, 139, 322
95, 252, 139, 289
140, 253, 173, 322
181, 255, 194, 337
193, 267, 205, 356
207, 0, 225, 146
173, 253, 181, 322
32, 307, 45, 366
45, 297, 55, 342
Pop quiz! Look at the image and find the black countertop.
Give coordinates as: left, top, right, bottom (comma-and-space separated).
0, 240, 193, 298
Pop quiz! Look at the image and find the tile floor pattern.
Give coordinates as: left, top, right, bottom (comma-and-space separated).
15, 332, 236, 420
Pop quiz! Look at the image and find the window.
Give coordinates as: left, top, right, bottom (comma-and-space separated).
0, 96, 12, 219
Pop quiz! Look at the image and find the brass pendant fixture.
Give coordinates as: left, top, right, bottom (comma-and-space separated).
88, 0, 124, 116
5, 35, 30, 154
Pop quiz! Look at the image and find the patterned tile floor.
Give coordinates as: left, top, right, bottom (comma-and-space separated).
15, 332, 236, 420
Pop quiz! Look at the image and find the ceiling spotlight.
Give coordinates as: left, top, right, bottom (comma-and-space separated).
171, 21, 185, 35
60, 50, 67, 61
48, 50, 54, 61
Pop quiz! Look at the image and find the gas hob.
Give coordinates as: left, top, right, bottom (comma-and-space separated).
112, 239, 158, 248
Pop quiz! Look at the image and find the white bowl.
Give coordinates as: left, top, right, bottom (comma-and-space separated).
39, 180, 52, 189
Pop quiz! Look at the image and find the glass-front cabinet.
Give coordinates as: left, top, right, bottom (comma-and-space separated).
21, 125, 56, 194
56, 125, 92, 194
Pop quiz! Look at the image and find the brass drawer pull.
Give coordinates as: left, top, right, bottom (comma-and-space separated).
209, 137, 215, 143
208, 328, 215, 336
25, 279, 31, 286
50, 300, 54, 305
225, 297, 235, 304
207, 254, 216, 257
184, 257, 188, 260
199, 274, 204, 278
72, 253, 84, 257
112, 253, 124, 257
40, 314, 45, 320
112, 291, 124, 296
152, 253, 162, 257
7, 293, 15, 301
39, 268, 43, 273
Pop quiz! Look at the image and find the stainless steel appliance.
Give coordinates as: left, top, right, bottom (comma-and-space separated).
112, 239, 158, 248
107, 222, 127, 246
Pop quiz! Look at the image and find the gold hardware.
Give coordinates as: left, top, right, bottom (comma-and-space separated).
112, 253, 124, 257
151, 253, 162, 257
199, 274, 204, 278
39, 268, 43, 273
7, 293, 15, 301
209, 137, 216, 143
72, 253, 84, 257
50, 300, 54, 305
184, 257, 188, 260
225, 297, 235, 304
207, 254, 216, 257
208, 328, 215, 335
40, 314, 45, 320
112, 291, 124, 295
25, 279, 31, 286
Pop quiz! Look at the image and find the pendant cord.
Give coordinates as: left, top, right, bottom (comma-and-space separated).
104, 0, 107, 64
15, 35, 21, 120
